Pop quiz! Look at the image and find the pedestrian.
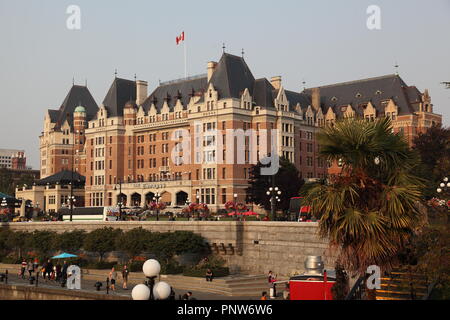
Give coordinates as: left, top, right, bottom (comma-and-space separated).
55, 263, 62, 282
27, 259, 34, 278
109, 267, 117, 292
261, 291, 268, 300
205, 268, 213, 282
267, 271, 276, 284
169, 287, 176, 300
33, 258, 39, 271
45, 259, 53, 280
122, 265, 129, 289
20, 259, 27, 279
61, 260, 69, 285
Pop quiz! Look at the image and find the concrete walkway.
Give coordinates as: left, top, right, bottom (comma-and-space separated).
2, 273, 263, 300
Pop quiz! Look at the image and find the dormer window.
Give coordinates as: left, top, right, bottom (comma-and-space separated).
255, 107, 260, 115
355, 93, 362, 98
331, 97, 338, 102
375, 90, 382, 95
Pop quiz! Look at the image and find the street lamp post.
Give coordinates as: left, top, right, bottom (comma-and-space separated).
69, 182, 74, 222
114, 178, 123, 221
132, 259, 171, 300
266, 187, 282, 221
233, 193, 238, 218
153, 192, 161, 221
436, 177, 450, 194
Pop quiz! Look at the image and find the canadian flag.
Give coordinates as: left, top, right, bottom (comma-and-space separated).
176, 31, 185, 45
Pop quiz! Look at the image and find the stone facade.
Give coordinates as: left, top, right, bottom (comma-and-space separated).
2, 221, 337, 277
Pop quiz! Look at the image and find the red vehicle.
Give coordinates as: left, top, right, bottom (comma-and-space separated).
275, 256, 336, 300
288, 197, 312, 221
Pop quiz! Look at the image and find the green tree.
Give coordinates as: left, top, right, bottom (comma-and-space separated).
84, 227, 122, 261
304, 118, 424, 277
413, 124, 450, 198
115, 227, 151, 262
27, 230, 58, 258
6, 231, 30, 258
54, 230, 86, 253
246, 157, 305, 212
149, 231, 208, 264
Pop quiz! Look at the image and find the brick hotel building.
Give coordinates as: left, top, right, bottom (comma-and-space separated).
39, 53, 442, 211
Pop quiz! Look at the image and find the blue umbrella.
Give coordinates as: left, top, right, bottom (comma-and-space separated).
51, 252, 78, 259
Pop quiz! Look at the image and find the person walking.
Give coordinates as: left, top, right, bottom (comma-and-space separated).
33, 258, 39, 272
109, 267, 117, 292
121, 265, 129, 290
45, 259, 53, 281
20, 259, 27, 279
27, 259, 34, 278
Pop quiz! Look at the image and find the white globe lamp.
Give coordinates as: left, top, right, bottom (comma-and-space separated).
143, 259, 161, 278
132, 284, 150, 300
153, 281, 171, 300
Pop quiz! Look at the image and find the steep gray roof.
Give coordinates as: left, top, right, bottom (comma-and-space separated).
50, 85, 98, 130
102, 78, 136, 117
142, 76, 207, 112
253, 78, 275, 109
209, 53, 255, 99
303, 74, 420, 118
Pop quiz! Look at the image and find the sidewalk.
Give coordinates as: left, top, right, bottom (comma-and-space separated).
2, 273, 258, 300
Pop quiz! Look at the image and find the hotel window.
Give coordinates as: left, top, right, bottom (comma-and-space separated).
222, 188, 227, 204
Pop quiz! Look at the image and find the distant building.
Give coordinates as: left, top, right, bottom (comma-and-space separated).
0, 149, 27, 170
39, 53, 442, 211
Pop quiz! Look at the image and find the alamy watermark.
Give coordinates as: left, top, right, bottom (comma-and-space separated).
66, 5, 81, 30
169, 121, 280, 175
366, 5, 381, 30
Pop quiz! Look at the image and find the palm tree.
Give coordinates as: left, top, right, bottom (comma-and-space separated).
304, 118, 424, 293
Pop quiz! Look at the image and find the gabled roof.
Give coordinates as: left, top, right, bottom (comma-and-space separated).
253, 78, 275, 109
102, 78, 137, 117
142, 76, 207, 112
209, 53, 255, 99
50, 85, 98, 130
303, 74, 419, 118
37, 170, 85, 186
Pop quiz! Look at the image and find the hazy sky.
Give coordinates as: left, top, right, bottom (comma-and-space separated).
0, 0, 449, 169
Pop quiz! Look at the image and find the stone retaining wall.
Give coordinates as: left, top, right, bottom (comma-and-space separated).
1, 221, 337, 277
0, 283, 129, 300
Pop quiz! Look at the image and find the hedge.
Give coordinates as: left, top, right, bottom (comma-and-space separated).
183, 267, 230, 278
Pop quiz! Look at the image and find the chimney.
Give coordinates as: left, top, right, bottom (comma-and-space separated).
270, 76, 282, 90
207, 61, 218, 82
311, 87, 321, 111
136, 80, 148, 106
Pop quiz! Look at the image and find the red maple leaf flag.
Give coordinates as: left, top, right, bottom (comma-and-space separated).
176, 31, 185, 45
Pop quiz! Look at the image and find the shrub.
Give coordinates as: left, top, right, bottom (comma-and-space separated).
183, 267, 229, 278
160, 259, 184, 275
86, 261, 117, 270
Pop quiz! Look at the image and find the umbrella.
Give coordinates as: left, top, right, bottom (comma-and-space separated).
51, 252, 78, 259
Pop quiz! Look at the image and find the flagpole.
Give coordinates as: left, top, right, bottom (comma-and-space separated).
184, 37, 187, 79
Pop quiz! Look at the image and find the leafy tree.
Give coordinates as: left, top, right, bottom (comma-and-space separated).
6, 231, 30, 258
0, 168, 36, 195
0, 228, 13, 257
116, 228, 151, 262
304, 118, 424, 279
84, 227, 122, 261
27, 230, 57, 258
149, 231, 209, 264
413, 124, 450, 198
54, 230, 86, 253
246, 156, 305, 212
331, 263, 349, 300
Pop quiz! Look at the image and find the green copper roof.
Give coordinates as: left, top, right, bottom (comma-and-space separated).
74, 105, 86, 113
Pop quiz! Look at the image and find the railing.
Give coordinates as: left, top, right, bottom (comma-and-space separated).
345, 276, 366, 300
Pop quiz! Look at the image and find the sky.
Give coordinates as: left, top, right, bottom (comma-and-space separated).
0, 0, 449, 169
